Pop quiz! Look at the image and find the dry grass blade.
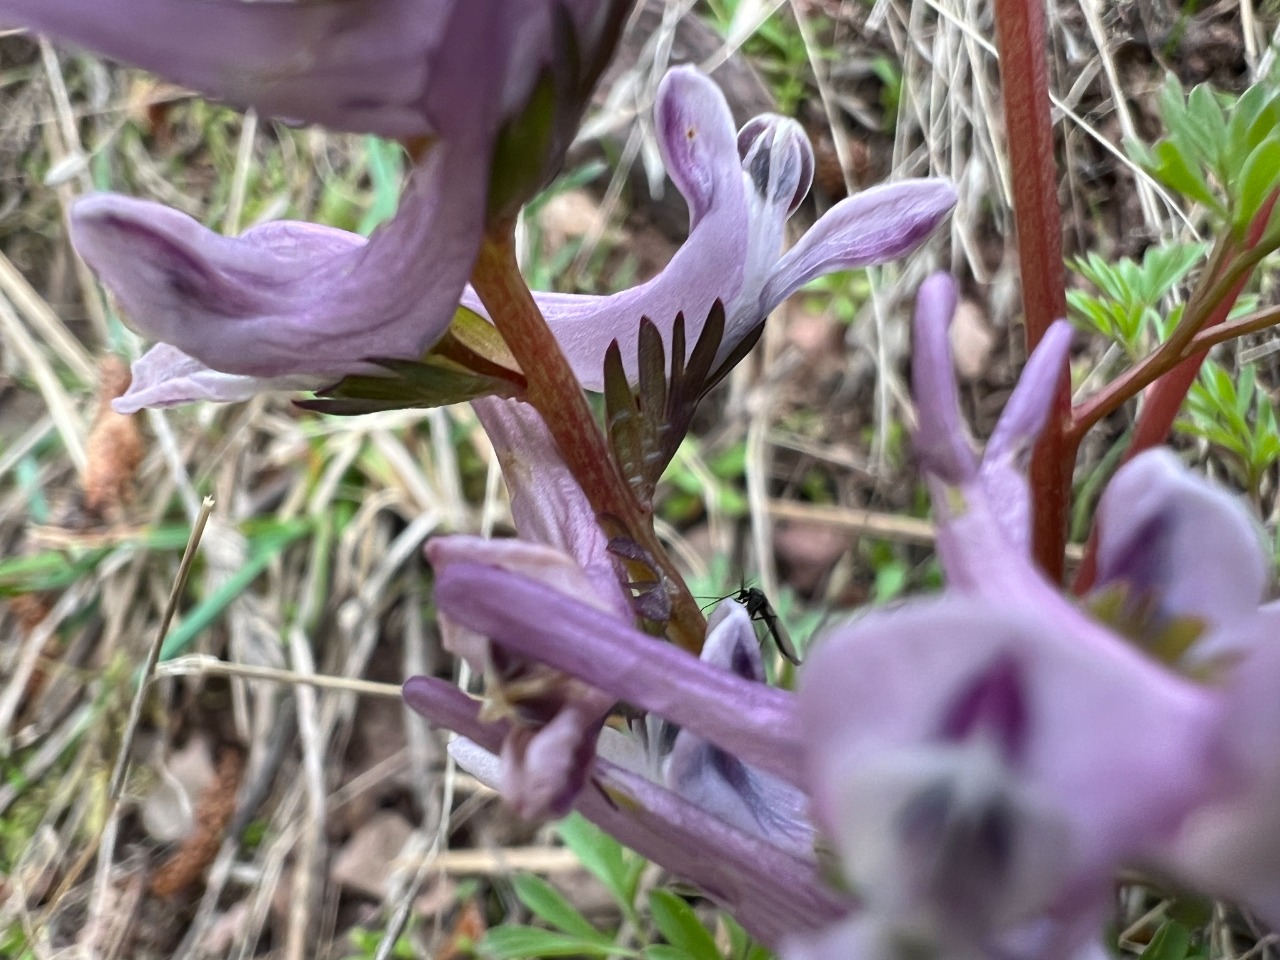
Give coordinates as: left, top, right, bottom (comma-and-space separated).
151, 655, 404, 697
0, 292, 88, 471
0, 249, 97, 385
108, 495, 214, 801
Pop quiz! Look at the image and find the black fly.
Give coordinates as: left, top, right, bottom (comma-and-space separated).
733, 586, 801, 665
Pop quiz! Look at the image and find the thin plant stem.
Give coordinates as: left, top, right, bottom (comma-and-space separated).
471, 228, 706, 652
1070, 193, 1280, 592
993, 0, 1072, 580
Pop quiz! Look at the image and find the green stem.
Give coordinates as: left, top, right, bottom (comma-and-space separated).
993, 0, 1072, 581
1068, 237, 1246, 439
1069, 192, 1280, 593
1187, 302, 1280, 350
470, 229, 705, 653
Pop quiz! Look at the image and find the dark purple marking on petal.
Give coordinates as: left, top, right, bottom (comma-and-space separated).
937, 654, 1028, 763
403, 675, 847, 945
434, 562, 802, 785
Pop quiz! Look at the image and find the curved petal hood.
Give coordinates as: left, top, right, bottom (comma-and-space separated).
464, 68, 956, 391
79, 136, 487, 405
799, 599, 1221, 953
1, 0, 618, 141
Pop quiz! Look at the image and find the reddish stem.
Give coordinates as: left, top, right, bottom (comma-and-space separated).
1070, 193, 1280, 593
1071, 271, 1249, 593
993, 0, 1072, 580
470, 230, 706, 652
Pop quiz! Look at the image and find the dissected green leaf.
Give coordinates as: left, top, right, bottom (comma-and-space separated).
556, 813, 644, 914
479, 925, 630, 959
648, 890, 720, 960
512, 874, 611, 942
1150, 140, 1220, 211
300, 356, 517, 415
1178, 358, 1280, 493
1234, 135, 1280, 233
1138, 920, 1193, 960
436, 306, 523, 378
604, 338, 650, 499
1066, 243, 1207, 355
600, 302, 733, 507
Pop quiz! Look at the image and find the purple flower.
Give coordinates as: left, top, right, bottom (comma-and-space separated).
420, 397, 630, 819
1083, 448, 1280, 927
404, 672, 850, 947
0, 0, 625, 141
100, 62, 952, 412
1093, 447, 1271, 664
662, 602, 815, 857
4, 0, 631, 412
791, 598, 1219, 959
79, 151, 489, 413
416, 396, 816, 844
466, 67, 957, 391
404, 560, 847, 946
757, 275, 1234, 959
891, 271, 1280, 956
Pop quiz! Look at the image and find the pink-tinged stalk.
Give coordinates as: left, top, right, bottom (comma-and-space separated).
993, 0, 1072, 582
401, 676, 850, 946
1070, 188, 1280, 592
469, 231, 706, 651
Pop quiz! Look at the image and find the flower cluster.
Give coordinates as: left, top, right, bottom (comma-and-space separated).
407, 275, 1280, 958
22, 5, 1273, 959
3, 0, 634, 409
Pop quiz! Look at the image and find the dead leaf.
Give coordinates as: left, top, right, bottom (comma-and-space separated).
331, 811, 414, 900
140, 737, 218, 844
80, 356, 144, 520
775, 521, 854, 594
949, 299, 995, 381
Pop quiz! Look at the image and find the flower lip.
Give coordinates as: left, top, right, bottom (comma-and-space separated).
403, 674, 851, 947
72, 131, 488, 386
431, 560, 802, 786
738, 115, 814, 214
1093, 448, 1268, 661
936, 654, 1028, 763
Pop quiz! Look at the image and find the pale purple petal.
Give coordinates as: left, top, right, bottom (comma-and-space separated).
0, 0, 618, 142
1095, 448, 1268, 659
424, 401, 630, 820
462, 68, 952, 391
432, 561, 801, 785
664, 603, 814, 856
73, 135, 486, 388
799, 598, 1222, 941
403, 675, 850, 946
654, 65, 743, 229
781, 915, 901, 960
1158, 605, 1280, 925
500, 701, 605, 819
784, 912, 1115, 960
0, 0, 450, 137
470, 397, 629, 616
738, 116, 814, 216
732, 115, 813, 339
911, 277, 1072, 586
760, 179, 958, 313
483, 66, 750, 391
911, 273, 976, 485
979, 319, 1072, 553
425, 535, 603, 666
112, 343, 329, 413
